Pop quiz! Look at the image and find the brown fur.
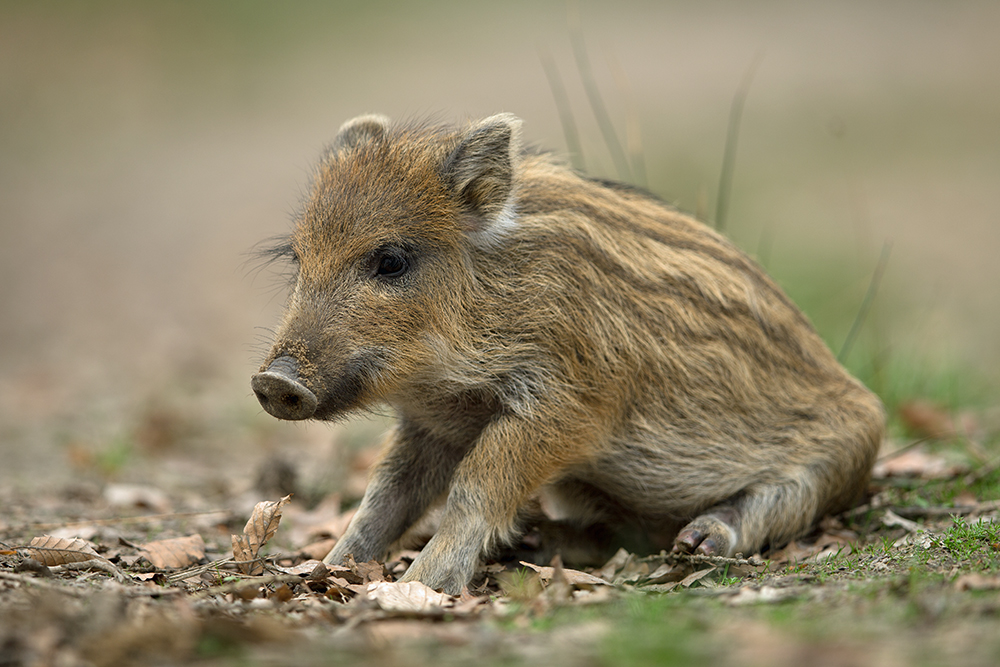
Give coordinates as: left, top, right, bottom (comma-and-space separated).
252, 113, 884, 594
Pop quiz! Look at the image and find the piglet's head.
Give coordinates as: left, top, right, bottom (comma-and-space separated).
252, 113, 522, 420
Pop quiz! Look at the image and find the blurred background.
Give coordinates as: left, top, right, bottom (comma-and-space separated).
1, 0, 998, 497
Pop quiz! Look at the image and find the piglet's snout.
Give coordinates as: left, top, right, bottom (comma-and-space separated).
251, 356, 318, 420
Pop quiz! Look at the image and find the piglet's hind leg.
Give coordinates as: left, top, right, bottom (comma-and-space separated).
673, 479, 821, 557
672, 506, 741, 556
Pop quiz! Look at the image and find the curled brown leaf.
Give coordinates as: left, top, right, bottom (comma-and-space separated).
242, 495, 292, 551
231, 495, 292, 575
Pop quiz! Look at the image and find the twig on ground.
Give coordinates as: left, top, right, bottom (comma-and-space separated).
166, 556, 295, 585
166, 556, 238, 583
0, 570, 187, 598
881, 509, 923, 532
51, 558, 131, 583
640, 551, 765, 567
23, 509, 231, 532
0, 571, 93, 596
886, 505, 978, 519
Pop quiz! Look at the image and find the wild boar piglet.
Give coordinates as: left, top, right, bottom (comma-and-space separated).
252, 113, 884, 594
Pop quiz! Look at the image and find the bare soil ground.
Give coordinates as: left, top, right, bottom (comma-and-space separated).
2, 2, 999, 665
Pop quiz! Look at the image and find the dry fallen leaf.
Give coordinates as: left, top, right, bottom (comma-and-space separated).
243, 495, 292, 549
643, 562, 681, 585
232, 534, 260, 575
518, 561, 611, 587
677, 567, 716, 588
617, 558, 651, 583
453, 590, 490, 614
328, 577, 363, 598
542, 555, 572, 603
898, 400, 956, 439
346, 555, 388, 585
103, 483, 171, 512
276, 559, 353, 593
366, 580, 454, 613
22, 535, 130, 582
954, 573, 1000, 591
276, 559, 327, 577
769, 531, 855, 566
596, 548, 632, 581
232, 495, 291, 574
873, 449, 968, 480
25, 536, 100, 566
139, 534, 205, 569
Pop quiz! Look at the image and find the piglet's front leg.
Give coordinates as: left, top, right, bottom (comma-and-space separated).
400, 415, 579, 594
397, 487, 491, 594
324, 422, 467, 567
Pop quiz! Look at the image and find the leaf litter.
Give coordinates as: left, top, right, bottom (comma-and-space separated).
2, 423, 1000, 666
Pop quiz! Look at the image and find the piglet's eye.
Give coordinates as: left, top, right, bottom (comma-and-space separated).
375, 250, 408, 278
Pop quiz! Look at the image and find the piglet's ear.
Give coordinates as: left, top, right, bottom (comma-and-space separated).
333, 114, 391, 151
443, 113, 522, 247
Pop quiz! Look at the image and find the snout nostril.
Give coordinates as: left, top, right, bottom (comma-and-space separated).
283, 394, 301, 409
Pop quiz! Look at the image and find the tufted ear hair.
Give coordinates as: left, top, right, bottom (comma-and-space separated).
443, 113, 522, 247
332, 114, 391, 151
